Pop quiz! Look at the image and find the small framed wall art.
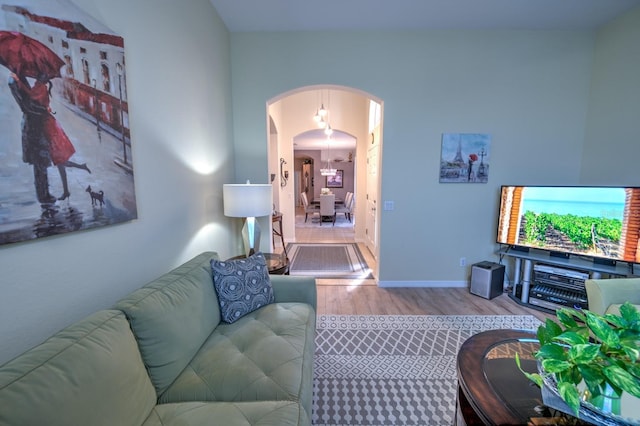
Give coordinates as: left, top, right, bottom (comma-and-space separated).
439, 133, 491, 183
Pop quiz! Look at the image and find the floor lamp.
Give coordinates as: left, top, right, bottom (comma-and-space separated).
223, 181, 273, 257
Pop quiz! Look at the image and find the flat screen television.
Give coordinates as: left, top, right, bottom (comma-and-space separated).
496, 185, 640, 265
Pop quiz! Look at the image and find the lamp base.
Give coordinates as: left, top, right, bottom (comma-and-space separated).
241, 217, 261, 258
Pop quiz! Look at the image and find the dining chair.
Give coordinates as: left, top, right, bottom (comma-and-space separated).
336, 192, 353, 222
300, 192, 319, 222
349, 192, 356, 222
346, 193, 355, 222
319, 193, 336, 226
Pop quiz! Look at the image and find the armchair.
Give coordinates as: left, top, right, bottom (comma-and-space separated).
585, 277, 640, 315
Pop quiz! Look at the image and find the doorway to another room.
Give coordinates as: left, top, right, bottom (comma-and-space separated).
267, 85, 382, 280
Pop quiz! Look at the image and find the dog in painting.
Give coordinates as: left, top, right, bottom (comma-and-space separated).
86, 185, 105, 207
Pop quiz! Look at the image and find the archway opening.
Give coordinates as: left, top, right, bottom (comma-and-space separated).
267, 85, 383, 266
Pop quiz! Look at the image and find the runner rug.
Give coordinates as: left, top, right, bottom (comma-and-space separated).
287, 243, 373, 279
312, 314, 542, 425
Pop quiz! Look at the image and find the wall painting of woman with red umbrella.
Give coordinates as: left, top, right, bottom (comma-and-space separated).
0, 0, 137, 245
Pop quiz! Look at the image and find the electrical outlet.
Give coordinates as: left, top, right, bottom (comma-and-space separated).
459, 257, 466, 267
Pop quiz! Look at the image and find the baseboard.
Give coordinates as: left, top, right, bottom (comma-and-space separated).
378, 280, 468, 288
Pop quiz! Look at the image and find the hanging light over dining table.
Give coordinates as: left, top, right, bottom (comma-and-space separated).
320, 136, 337, 176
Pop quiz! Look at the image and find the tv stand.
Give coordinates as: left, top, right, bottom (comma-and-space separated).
549, 251, 570, 259
593, 257, 616, 267
498, 247, 637, 311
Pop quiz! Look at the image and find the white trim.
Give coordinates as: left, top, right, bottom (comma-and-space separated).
378, 280, 468, 288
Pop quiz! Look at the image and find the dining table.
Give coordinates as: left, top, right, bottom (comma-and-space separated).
311, 198, 343, 205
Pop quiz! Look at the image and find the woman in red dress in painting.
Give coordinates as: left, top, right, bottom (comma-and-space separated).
12, 73, 91, 200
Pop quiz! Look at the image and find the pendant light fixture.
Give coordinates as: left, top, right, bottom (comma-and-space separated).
313, 89, 328, 129
318, 102, 327, 117
313, 88, 336, 175
322, 89, 331, 133
320, 136, 337, 176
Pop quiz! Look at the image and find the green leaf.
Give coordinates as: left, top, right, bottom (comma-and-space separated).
536, 343, 568, 361
604, 365, 640, 398
537, 319, 563, 346
619, 302, 640, 335
568, 344, 600, 364
541, 358, 572, 373
554, 331, 588, 346
515, 353, 543, 387
558, 381, 581, 416
557, 308, 580, 329
623, 346, 640, 363
619, 331, 640, 346
625, 363, 640, 380
557, 366, 581, 385
578, 364, 606, 391
620, 302, 640, 324
586, 312, 621, 347
605, 314, 627, 328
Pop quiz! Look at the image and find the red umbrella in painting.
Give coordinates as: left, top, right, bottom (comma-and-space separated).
0, 31, 64, 79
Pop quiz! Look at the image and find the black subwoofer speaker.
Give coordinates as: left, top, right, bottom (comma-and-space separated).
470, 261, 505, 300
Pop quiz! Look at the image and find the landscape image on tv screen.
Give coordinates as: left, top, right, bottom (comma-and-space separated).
496, 186, 640, 263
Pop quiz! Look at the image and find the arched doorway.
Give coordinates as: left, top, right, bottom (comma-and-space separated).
266, 85, 383, 264
293, 128, 356, 211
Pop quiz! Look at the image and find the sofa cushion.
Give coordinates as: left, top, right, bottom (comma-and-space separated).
143, 401, 308, 426
211, 252, 275, 323
159, 302, 316, 420
114, 252, 221, 396
0, 310, 157, 426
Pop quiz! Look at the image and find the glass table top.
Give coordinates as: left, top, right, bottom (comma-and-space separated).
482, 338, 548, 423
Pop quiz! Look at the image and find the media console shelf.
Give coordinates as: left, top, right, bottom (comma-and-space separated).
498, 247, 637, 311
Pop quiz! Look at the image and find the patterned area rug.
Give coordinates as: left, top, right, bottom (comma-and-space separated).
287, 243, 373, 279
313, 314, 542, 425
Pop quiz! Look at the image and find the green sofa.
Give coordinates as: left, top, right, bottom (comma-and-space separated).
0, 252, 317, 426
585, 277, 640, 315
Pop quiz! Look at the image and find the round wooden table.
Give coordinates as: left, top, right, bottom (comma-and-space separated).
456, 329, 583, 425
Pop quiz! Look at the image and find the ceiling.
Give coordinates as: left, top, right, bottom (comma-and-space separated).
210, 0, 640, 32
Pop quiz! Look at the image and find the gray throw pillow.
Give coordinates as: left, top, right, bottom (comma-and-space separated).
210, 252, 274, 323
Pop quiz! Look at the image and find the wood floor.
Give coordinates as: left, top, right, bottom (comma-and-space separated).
315, 285, 553, 322
280, 210, 554, 323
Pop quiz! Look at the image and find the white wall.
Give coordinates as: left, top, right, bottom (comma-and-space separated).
581, 6, 640, 185
230, 30, 595, 285
0, 0, 235, 364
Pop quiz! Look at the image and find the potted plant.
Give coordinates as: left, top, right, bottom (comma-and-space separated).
516, 302, 640, 418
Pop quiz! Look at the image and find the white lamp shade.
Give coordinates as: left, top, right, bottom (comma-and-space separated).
223, 183, 272, 218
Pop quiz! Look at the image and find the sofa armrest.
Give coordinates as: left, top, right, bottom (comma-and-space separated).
585, 278, 640, 315
270, 275, 317, 312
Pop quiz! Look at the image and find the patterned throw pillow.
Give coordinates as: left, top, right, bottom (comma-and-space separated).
210, 252, 275, 323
